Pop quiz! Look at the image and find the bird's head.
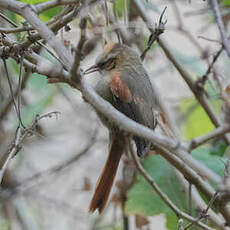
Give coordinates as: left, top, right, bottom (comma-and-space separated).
84, 42, 140, 75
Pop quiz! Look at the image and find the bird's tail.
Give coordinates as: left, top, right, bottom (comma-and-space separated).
89, 138, 124, 213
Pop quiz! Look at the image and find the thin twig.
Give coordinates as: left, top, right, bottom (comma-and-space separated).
184, 192, 219, 230
176, 171, 226, 229
188, 183, 192, 216
36, 41, 65, 66
187, 124, 230, 150
35, 0, 80, 14
70, 18, 87, 82
0, 12, 18, 27
17, 52, 25, 129
140, 6, 167, 61
0, 127, 22, 183
210, 0, 230, 59
1, 57, 25, 128
0, 69, 30, 122
0, 26, 33, 34
198, 36, 221, 44
197, 46, 224, 87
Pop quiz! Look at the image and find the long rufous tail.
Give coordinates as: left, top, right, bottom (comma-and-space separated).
89, 138, 124, 213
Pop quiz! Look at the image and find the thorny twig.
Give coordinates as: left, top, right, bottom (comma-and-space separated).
141, 6, 167, 61
176, 171, 225, 229
196, 46, 224, 88
184, 192, 219, 230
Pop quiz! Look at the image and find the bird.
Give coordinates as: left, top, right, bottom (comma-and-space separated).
84, 42, 157, 214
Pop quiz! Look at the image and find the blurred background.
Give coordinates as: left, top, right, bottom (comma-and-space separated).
0, 0, 229, 229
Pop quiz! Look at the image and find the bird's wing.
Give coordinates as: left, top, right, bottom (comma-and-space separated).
109, 69, 156, 157
109, 69, 155, 129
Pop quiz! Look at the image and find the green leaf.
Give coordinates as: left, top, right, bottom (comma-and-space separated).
18, 0, 61, 21
209, 140, 227, 157
115, 0, 131, 18
0, 220, 8, 230
19, 73, 56, 126
19, 0, 47, 3
180, 98, 215, 140
39, 7, 62, 21
192, 146, 225, 176
165, 213, 179, 230
223, 0, 230, 6
27, 72, 48, 90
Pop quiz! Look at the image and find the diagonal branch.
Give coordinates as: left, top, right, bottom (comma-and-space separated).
210, 0, 230, 59
35, 0, 80, 14
187, 125, 230, 150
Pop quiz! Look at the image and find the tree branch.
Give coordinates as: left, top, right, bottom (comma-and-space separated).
210, 0, 230, 59
187, 125, 230, 150
35, 0, 80, 14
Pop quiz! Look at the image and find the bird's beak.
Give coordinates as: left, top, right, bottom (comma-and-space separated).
84, 65, 100, 75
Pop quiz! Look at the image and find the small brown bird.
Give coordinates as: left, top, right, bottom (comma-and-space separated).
84, 42, 156, 213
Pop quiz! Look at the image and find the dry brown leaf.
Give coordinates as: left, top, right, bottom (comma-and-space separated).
135, 214, 149, 228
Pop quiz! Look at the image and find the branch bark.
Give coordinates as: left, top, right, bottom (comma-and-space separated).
210, 0, 230, 59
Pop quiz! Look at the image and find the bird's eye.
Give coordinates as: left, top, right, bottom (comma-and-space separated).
98, 58, 116, 70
